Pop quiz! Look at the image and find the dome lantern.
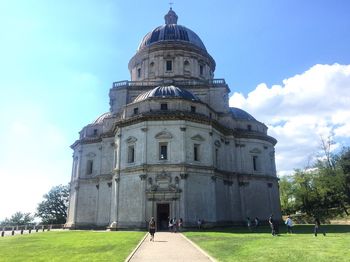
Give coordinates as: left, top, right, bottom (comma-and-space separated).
164, 8, 178, 24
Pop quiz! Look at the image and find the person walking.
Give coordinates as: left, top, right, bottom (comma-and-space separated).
285, 215, 293, 234
149, 217, 156, 241
314, 217, 326, 237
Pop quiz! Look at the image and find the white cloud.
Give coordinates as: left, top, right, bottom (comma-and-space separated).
229, 64, 350, 175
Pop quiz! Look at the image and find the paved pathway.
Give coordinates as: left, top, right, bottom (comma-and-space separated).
127, 232, 215, 262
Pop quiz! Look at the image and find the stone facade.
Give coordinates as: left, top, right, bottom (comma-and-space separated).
65, 8, 281, 229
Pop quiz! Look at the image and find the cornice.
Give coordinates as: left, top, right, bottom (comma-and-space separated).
71, 110, 276, 149
116, 163, 278, 181
111, 111, 276, 145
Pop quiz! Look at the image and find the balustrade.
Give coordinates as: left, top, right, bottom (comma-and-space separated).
112, 78, 227, 89
0, 224, 64, 237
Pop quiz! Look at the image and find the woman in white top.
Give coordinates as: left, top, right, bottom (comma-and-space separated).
285, 216, 293, 234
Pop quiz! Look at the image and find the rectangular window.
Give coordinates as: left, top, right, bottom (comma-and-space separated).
137, 68, 141, 78
247, 125, 252, 131
200, 65, 204, 75
253, 156, 258, 171
93, 129, 98, 136
87, 160, 93, 175
166, 60, 172, 71
194, 144, 200, 161
191, 106, 196, 113
161, 103, 168, 110
159, 143, 168, 160
128, 145, 135, 163
215, 148, 218, 167
133, 107, 139, 115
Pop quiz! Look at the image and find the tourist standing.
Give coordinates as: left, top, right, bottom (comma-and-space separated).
197, 219, 202, 230
285, 215, 293, 234
254, 217, 259, 228
168, 217, 173, 232
178, 218, 183, 231
314, 217, 326, 237
246, 217, 252, 231
149, 217, 156, 241
269, 214, 276, 236
173, 217, 177, 233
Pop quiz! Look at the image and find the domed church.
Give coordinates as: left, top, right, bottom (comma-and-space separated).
65, 8, 281, 229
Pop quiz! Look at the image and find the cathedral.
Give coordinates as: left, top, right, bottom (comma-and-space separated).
65, 8, 281, 229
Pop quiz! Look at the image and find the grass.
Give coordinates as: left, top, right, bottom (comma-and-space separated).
0, 230, 145, 262
1, 225, 349, 262
184, 225, 350, 262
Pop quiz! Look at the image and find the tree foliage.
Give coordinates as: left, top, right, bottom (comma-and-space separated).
279, 175, 297, 215
36, 184, 69, 224
280, 146, 350, 219
0, 212, 34, 226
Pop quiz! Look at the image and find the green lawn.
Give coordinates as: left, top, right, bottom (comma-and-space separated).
184, 225, 350, 262
0, 230, 145, 262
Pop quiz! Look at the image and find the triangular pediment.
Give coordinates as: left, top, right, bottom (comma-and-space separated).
191, 134, 205, 141
155, 131, 173, 139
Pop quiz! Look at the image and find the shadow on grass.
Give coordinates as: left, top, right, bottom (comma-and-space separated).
184, 225, 350, 234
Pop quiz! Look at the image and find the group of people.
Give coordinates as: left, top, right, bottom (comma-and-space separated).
148, 217, 183, 241
246, 217, 260, 231
149, 214, 327, 241
168, 217, 183, 233
268, 214, 326, 237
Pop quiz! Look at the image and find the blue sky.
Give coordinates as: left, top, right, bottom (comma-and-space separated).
1, 0, 350, 220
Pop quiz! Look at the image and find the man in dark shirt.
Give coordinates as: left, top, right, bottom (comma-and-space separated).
314, 217, 326, 237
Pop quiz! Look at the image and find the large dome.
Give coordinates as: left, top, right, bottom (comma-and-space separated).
138, 8, 206, 51
134, 85, 199, 103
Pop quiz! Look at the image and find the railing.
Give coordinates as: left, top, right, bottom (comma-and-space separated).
1, 224, 65, 237
112, 79, 227, 89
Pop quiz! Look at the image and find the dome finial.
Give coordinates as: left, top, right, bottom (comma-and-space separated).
164, 4, 178, 24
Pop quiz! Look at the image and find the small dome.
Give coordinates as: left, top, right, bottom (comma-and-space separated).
92, 112, 111, 125
230, 107, 256, 121
134, 85, 199, 103
138, 9, 206, 51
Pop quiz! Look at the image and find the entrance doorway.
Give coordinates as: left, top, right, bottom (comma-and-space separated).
157, 203, 169, 231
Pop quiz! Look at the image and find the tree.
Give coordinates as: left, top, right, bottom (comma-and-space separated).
36, 184, 69, 224
279, 175, 297, 215
292, 169, 322, 217
280, 146, 350, 220
0, 212, 34, 226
